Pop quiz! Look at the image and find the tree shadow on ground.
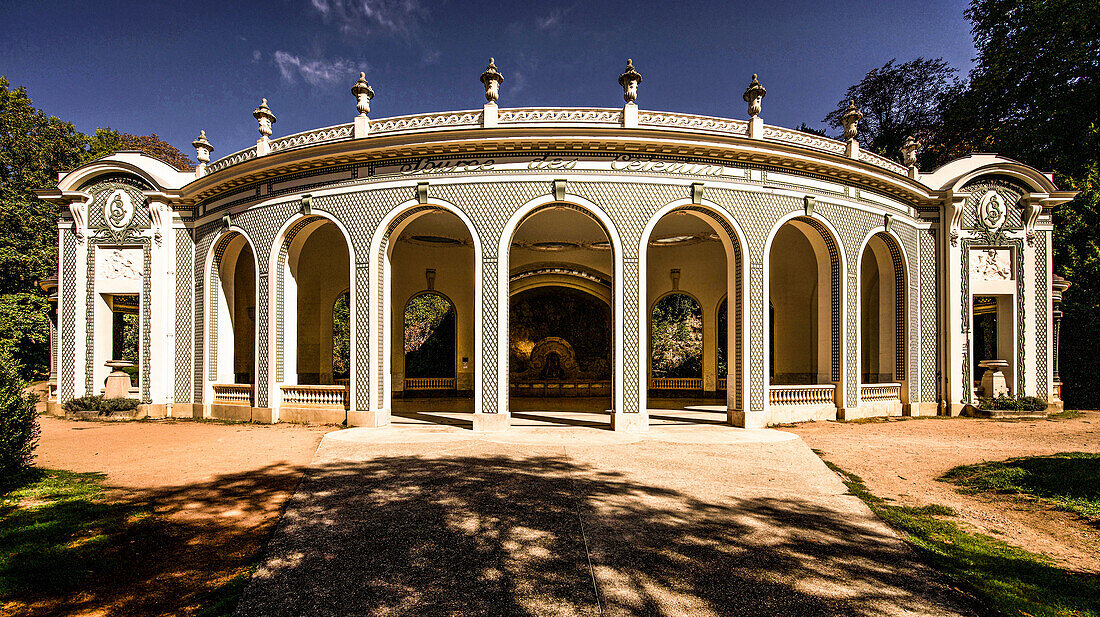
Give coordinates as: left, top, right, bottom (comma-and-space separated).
0, 464, 307, 617
234, 454, 982, 617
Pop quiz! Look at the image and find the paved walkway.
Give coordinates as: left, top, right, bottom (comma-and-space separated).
235, 409, 977, 617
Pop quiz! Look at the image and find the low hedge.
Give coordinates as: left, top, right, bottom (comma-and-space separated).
62, 396, 142, 415
977, 394, 1048, 412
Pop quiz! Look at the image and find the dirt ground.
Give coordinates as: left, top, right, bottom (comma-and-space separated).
788, 411, 1100, 574
9, 416, 332, 617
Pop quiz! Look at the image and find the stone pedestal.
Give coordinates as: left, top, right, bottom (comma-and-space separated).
979, 359, 1009, 398
103, 360, 134, 399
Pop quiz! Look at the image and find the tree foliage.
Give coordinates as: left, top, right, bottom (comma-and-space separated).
651, 293, 703, 379
824, 58, 959, 164
0, 348, 39, 481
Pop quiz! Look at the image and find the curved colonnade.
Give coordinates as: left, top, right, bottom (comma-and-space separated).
41, 103, 1073, 430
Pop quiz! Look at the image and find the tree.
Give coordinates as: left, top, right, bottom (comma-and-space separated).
823, 58, 958, 164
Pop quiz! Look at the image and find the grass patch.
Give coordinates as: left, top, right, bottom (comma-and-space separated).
0, 468, 154, 604
818, 454, 1100, 617
1047, 409, 1082, 421
942, 452, 1100, 520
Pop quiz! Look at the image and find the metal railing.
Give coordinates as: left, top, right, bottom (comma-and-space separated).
405, 377, 457, 390
860, 383, 902, 402
769, 384, 836, 406
212, 383, 253, 406
281, 385, 349, 408
650, 377, 703, 390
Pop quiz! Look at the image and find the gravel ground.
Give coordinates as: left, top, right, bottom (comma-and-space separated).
788, 411, 1100, 573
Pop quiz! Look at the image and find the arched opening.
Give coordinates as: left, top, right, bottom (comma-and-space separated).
644, 206, 741, 426
508, 205, 613, 425
767, 217, 841, 419
332, 291, 351, 385
274, 217, 353, 423
404, 291, 457, 381
208, 232, 257, 413
388, 208, 476, 423
650, 292, 703, 380
859, 232, 906, 413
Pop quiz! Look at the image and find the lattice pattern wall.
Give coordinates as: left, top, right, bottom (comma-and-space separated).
174, 228, 193, 403
182, 172, 936, 418
1035, 231, 1049, 399
59, 232, 77, 401
919, 228, 939, 402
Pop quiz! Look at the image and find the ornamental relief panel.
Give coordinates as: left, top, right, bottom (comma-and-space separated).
970, 248, 1013, 281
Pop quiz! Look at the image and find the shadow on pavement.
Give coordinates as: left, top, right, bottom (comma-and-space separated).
234, 454, 979, 617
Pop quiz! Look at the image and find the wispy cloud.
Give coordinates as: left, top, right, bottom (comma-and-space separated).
308, 0, 428, 36
274, 51, 366, 87
535, 5, 576, 31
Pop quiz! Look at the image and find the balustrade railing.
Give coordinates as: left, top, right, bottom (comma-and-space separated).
860, 383, 902, 402
212, 383, 253, 405
334, 378, 350, 388
769, 384, 836, 406
405, 377, 457, 390
650, 377, 703, 390
281, 385, 349, 408
717, 377, 727, 391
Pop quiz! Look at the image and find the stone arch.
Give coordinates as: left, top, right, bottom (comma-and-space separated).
501, 193, 624, 418
762, 212, 846, 409
640, 198, 748, 419
268, 213, 355, 410
204, 227, 260, 407
370, 198, 483, 418
857, 228, 909, 392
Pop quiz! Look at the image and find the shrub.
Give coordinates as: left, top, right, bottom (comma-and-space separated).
61, 395, 141, 415
0, 350, 40, 480
63, 395, 103, 413
977, 394, 1049, 412
99, 398, 141, 414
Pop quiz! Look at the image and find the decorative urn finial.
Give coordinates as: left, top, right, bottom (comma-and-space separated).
901, 134, 921, 167
352, 72, 375, 116
253, 98, 276, 138
192, 130, 213, 164
841, 100, 863, 141
743, 74, 767, 118
480, 58, 504, 103
618, 59, 642, 104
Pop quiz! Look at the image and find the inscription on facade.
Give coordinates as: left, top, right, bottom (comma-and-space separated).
375, 154, 734, 179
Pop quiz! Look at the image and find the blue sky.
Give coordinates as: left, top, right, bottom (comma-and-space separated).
1, 0, 976, 159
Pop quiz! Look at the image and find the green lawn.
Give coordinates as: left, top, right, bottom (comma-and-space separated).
819, 454, 1100, 617
0, 468, 248, 616
941, 452, 1100, 520
0, 468, 152, 605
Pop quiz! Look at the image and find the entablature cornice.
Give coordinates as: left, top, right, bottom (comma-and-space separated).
177, 128, 940, 211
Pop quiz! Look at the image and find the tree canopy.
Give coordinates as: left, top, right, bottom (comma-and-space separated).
823, 57, 959, 165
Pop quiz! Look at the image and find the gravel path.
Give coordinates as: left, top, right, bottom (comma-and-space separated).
236, 421, 977, 617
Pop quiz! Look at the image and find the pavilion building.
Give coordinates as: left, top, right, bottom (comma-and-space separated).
37, 61, 1075, 430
